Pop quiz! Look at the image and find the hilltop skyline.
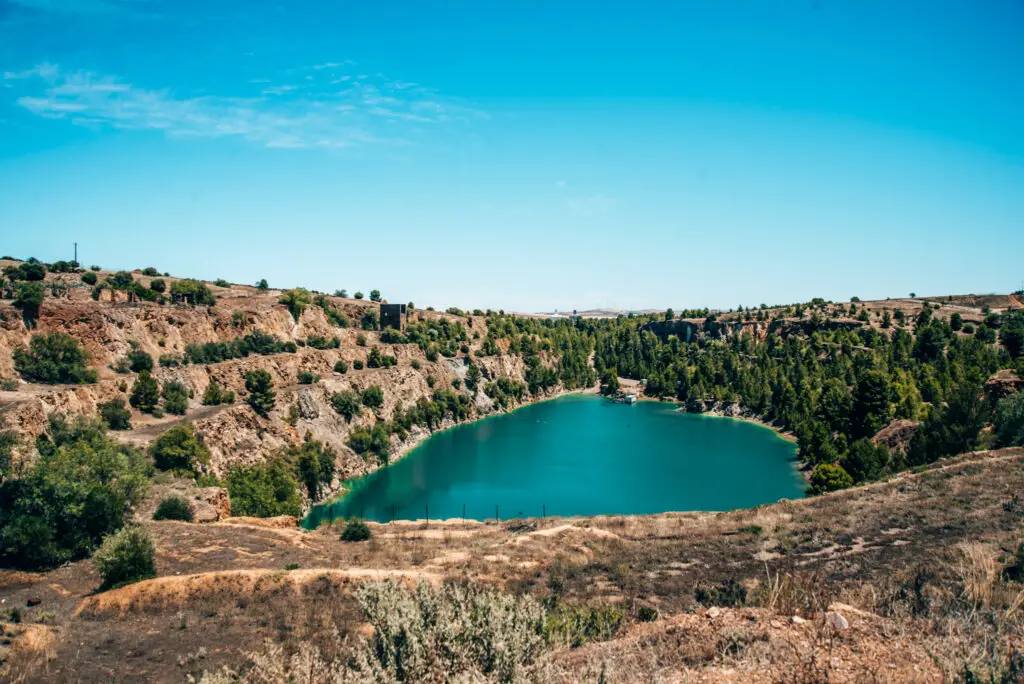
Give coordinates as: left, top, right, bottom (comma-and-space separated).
2, 1, 1022, 311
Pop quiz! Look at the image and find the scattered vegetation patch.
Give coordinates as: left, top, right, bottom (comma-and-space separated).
152, 496, 194, 522
339, 519, 371, 542
694, 577, 748, 607
99, 399, 132, 430
0, 417, 149, 569
226, 460, 302, 518
92, 525, 157, 590
13, 332, 96, 384
150, 424, 210, 476
543, 598, 624, 648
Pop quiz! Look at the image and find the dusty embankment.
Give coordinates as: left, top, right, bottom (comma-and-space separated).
1, 447, 1022, 682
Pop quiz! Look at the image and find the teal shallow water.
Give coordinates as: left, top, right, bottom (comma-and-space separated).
303, 395, 804, 527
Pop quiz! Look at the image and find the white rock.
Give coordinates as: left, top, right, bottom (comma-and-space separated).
706, 606, 721, 619
791, 615, 807, 625
825, 611, 850, 631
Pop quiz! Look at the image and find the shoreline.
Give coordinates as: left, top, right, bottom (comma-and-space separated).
306, 387, 807, 527
633, 393, 799, 444
306, 384, 600, 523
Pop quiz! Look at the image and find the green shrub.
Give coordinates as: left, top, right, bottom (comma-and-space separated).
92, 526, 156, 590
346, 423, 391, 463
334, 360, 348, 374
150, 424, 209, 474
289, 438, 336, 499
340, 519, 371, 542
141, 267, 160, 277
99, 399, 132, 430
14, 332, 96, 384
995, 391, 1024, 447
0, 418, 150, 569
81, 271, 98, 286
245, 369, 275, 417
149, 278, 166, 293
214, 278, 230, 288
356, 333, 367, 346
353, 359, 364, 370
279, 288, 312, 321
411, 359, 421, 370
158, 353, 179, 367
807, 463, 854, 495
16, 262, 46, 281
354, 291, 364, 299
307, 335, 340, 350
152, 496, 194, 522
226, 460, 302, 518
636, 605, 659, 622
201, 379, 233, 406
127, 349, 153, 373
361, 385, 384, 408
169, 279, 214, 306
426, 375, 436, 388
129, 371, 160, 413
297, 370, 320, 385
331, 390, 361, 422
256, 278, 268, 290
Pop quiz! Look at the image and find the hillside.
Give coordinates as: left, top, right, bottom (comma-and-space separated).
0, 260, 549, 488
1, 447, 1022, 681
1, 256, 1023, 682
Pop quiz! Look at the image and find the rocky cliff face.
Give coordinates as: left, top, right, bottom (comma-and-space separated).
0, 269, 576, 495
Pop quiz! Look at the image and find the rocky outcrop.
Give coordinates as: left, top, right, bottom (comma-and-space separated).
873, 419, 920, 454
984, 369, 1023, 403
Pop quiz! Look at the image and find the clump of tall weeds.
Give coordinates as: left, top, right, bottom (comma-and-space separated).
195, 579, 549, 683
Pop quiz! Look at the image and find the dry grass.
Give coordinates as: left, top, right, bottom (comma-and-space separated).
3, 447, 1024, 682
74, 568, 441, 618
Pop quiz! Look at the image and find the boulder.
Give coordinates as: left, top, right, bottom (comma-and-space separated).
825, 611, 850, 631
193, 487, 231, 523
297, 389, 320, 420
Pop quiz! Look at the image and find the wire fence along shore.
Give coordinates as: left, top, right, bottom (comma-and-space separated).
304, 501, 555, 529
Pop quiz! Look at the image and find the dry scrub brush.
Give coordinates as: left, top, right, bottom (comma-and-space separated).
195, 579, 549, 684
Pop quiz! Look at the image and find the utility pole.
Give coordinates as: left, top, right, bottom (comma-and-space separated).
73, 242, 77, 265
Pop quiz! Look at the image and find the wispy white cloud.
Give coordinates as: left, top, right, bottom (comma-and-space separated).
566, 194, 617, 216
5, 63, 486, 151
8, 0, 144, 15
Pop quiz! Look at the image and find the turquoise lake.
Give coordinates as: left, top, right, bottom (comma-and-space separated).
303, 395, 805, 527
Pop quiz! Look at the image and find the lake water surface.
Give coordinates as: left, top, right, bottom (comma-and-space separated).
303, 395, 804, 527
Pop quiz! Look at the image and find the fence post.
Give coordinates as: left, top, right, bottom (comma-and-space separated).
462, 503, 466, 523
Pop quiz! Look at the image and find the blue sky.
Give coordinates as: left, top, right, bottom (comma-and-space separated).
1, 1, 1022, 312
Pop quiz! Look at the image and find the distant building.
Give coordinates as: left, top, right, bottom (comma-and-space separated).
380, 303, 406, 330
624, 394, 637, 404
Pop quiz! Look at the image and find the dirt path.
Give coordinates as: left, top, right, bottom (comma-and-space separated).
113, 402, 237, 446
